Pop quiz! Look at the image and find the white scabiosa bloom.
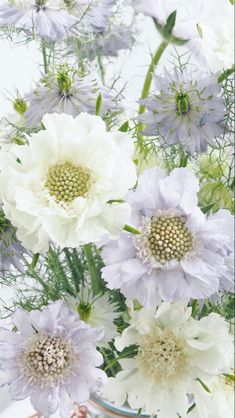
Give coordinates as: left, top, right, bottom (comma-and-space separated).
190, 373, 235, 418
0, 0, 78, 41
67, 291, 120, 347
0, 113, 137, 253
102, 167, 233, 307
0, 300, 107, 418
104, 302, 234, 417
139, 70, 225, 154
25, 69, 118, 127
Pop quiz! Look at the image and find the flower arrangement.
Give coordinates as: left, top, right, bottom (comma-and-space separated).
0, 1, 234, 417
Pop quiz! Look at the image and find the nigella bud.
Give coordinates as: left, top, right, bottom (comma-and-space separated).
57, 69, 72, 96
176, 91, 190, 115
77, 301, 93, 322
13, 97, 27, 115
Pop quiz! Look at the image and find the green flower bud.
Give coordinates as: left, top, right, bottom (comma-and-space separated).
176, 92, 190, 115
198, 182, 234, 213
13, 98, 27, 115
77, 301, 93, 322
57, 70, 72, 95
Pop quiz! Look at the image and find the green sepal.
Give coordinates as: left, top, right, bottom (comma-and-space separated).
119, 121, 129, 132
95, 93, 102, 116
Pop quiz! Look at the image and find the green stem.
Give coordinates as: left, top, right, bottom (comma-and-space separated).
83, 244, 101, 296
139, 40, 169, 115
137, 40, 169, 150
41, 42, 48, 74
29, 253, 39, 271
104, 349, 138, 371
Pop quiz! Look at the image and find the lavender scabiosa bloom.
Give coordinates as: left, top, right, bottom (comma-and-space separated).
0, 0, 78, 42
139, 70, 226, 155
0, 208, 28, 277
102, 167, 234, 307
25, 67, 118, 126
0, 300, 107, 418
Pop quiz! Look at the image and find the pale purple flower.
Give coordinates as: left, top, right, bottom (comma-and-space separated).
139, 70, 226, 154
102, 167, 234, 307
69, 0, 118, 33
25, 70, 118, 126
76, 26, 134, 60
0, 0, 78, 42
0, 300, 107, 418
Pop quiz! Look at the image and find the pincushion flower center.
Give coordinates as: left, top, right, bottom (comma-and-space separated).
45, 161, 91, 203
137, 330, 188, 383
148, 216, 193, 264
22, 333, 75, 388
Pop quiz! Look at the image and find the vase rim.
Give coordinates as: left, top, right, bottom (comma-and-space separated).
90, 396, 151, 418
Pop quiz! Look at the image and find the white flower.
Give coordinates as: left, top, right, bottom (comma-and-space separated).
25, 69, 118, 127
104, 302, 233, 417
0, 0, 78, 42
190, 374, 235, 418
190, 0, 234, 72
67, 291, 120, 347
0, 113, 137, 253
139, 69, 225, 155
0, 300, 107, 418
102, 167, 233, 307
132, 0, 204, 41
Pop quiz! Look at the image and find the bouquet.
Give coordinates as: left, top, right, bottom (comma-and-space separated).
0, 1, 234, 417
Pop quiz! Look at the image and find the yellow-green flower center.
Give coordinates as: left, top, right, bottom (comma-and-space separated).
137, 329, 188, 383
22, 333, 75, 388
45, 161, 91, 203
148, 216, 193, 264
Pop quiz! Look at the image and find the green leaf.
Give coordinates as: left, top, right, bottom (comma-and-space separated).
95, 93, 102, 116
123, 224, 141, 235
196, 23, 203, 38
223, 373, 235, 382
196, 378, 211, 393
187, 403, 196, 414
119, 121, 129, 132
229, 0, 234, 5
218, 64, 235, 83
163, 10, 177, 38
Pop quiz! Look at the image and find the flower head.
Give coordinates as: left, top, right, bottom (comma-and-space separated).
102, 167, 233, 307
0, 208, 28, 277
25, 68, 118, 126
139, 70, 225, 154
67, 290, 120, 347
0, 0, 78, 41
0, 300, 107, 418
105, 302, 233, 416
0, 112, 136, 253
68, 0, 118, 33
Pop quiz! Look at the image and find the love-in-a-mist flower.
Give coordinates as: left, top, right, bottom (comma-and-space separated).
0, 207, 29, 277
139, 69, 225, 154
104, 302, 233, 417
0, 0, 78, 41
76, 26, 134, 60
0, 113, 136, 253
102, 167, 233, 307
67, 0, 117, 34
0, 300, 107, 418
67, 291, 120, 347
25, 68, 118, 126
